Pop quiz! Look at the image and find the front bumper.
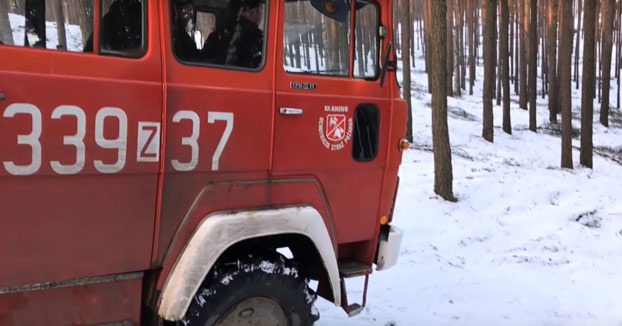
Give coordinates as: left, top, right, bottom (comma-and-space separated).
375, 225, 403, 271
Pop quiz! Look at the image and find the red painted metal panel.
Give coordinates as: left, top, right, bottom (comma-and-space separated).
0, 3, 162, 288
0, 277, 141, 326
154, 0, 277, 264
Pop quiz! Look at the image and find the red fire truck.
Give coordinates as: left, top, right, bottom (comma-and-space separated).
0, 0, 406, 324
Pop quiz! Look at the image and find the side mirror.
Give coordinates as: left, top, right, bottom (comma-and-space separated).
380, 42, 396, 87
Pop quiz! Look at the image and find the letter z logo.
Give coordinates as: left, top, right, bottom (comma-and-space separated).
137, 122, 161, 162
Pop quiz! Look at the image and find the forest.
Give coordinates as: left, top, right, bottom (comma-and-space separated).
396, 0, 622, 201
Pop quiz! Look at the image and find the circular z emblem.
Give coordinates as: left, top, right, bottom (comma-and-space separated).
318, 114, 353, 151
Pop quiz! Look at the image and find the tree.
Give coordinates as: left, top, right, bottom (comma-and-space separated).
53, 0, 67, 50
402, 0, 414, 142
575, 0, 582, 90
429, 0, 456, 201
501, 0, 511, 134
0, 0, 13, 45
482, 0, 496, 142
520, 0, 528, 109
528, 0, 537, 131
546, 0, 558, 123
447, 0, 454, 96
580, 0, 597, 168
559, 0, 573, 169
599, 0, 616, 127
467, 0, 475, 95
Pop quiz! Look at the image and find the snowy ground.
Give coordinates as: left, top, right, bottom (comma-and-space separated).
316, 47, 622, 325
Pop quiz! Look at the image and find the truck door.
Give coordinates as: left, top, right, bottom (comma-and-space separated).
273, 0, 391, 245
0, 0, 160, 292
156, 0, 275, 261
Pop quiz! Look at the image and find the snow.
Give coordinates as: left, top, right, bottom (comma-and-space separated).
9, 13, 84, 52
316, 29, 622, 326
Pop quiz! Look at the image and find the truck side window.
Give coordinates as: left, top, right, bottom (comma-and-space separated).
0, 0, 94, 52
171, 0, 267, 70
353, 0, 379, 79
99, 0, 145, 57
283, 0, 350, 76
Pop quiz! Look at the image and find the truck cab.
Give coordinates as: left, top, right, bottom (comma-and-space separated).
0, 0, 406, 324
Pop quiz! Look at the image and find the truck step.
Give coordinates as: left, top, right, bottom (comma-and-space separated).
344, 303, 363, 317
338, 260, 371, 317
338, 260, 372, 278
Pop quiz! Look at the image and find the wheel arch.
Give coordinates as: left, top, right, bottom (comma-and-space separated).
157, 206, 341, 321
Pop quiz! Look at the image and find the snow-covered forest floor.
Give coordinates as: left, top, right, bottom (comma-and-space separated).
317, 46, 622, 325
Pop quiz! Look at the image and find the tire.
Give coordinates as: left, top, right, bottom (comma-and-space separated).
180, 253, 319, 326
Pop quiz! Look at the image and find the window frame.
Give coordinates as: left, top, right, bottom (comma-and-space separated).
353, 1, 380, 81
98, 0, 148, 59
168, 0, 270, 72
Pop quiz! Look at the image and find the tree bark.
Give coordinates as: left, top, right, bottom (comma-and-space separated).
454, 0, 463, 96
580, 0, 597, 168
515, 0, 520, 93
403, 0, 414, 142
430, 0, 456, 201
520, 0, 528, 109
497, 0, 502, 106
424, 0, 433, 91
559, 0, 573, 169
0, 0, 13, 45
547, 0, 558, 122
599, 0, 615, 127
468, 0, 475, 95
53, 0, 67, 50
501, 0, 511, 134
575, 0, 582, 89
447, 0, 454, 96
528, 0, 537, 131
482, 0, 496, 142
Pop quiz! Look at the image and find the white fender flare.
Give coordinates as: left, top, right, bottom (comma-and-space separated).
157, 206, 341, 321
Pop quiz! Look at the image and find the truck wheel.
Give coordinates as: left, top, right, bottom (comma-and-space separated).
181, 254, 319, 326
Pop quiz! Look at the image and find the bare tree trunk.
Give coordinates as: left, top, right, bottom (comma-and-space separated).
430, 0, 456, 201
424, 0, 433, 91
581, 0, 597, 168
510, 0, 515, 83
468, 0, 476, 94
538, 0, 549, 99
559, 0, 573, 169
497, 0, 502, 106
403, 0, 414, 142
575, 0, 583, 89
520, 0, 528, 109
599, 0, 615, 127
528, 0, 537, 131
482, 0, 496, 142
616, 1, 622, 110
0, 0, 13, 45
501, 0, 512, 134
455, 0, 463, 96
410, 0, 416, 66
447, 0, 455, 95
594, 0, 605, 103
459, 0, 466, 90
53, 0, 67, 50
515, 0, 520, 93
547, 0, 559, 123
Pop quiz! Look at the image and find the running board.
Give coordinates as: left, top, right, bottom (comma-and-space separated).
338, 261, 372, 317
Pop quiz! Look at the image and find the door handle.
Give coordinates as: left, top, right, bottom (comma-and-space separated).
0, 92, 4, 100
279, 107, 303, 115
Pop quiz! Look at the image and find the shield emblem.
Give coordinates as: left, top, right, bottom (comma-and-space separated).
326, 114, 346, 142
